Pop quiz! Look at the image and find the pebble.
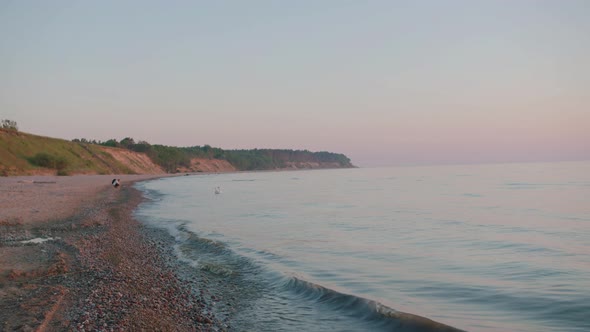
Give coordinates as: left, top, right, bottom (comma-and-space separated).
66, 187, 224, 331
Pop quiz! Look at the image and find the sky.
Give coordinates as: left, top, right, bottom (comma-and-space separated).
1, 0, 589, 167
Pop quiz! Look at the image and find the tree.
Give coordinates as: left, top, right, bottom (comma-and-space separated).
101, 139, 119, 147
1, 119, 18, 131
120, 137, 135, 149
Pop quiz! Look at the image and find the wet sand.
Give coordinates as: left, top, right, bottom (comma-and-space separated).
0, 175, 225, 331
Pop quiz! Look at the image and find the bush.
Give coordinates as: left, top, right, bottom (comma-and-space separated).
29, 153, 53, 168
1, 119, 18, 131
28, 153, 69, 172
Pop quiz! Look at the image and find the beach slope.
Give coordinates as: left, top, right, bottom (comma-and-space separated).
0, 175, 222, 331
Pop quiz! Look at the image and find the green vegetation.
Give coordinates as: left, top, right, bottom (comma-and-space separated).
0, 127, 353, 176
28, 152, 70, 175
73, 137, 354, 172
73, 137, 226, 172
0, 129, 136, 176
224, 149, 352, 170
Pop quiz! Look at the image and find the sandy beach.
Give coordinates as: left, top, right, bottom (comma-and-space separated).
0, 174, 224, 331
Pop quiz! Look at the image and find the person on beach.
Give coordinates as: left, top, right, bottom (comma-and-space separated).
112, 178, 120, 188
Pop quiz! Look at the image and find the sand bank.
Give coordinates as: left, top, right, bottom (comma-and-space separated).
0, 174, 224, 331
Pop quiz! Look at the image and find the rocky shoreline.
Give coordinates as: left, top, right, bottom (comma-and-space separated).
0, 176, 226, 331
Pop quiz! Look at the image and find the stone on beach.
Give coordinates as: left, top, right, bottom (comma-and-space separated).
0, 174, 225, 331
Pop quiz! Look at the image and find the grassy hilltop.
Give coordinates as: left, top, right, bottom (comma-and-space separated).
0, 128, 354, 176
0, 129, 164, 176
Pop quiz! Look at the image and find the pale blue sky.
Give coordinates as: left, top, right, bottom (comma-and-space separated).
1, 1, 589, 166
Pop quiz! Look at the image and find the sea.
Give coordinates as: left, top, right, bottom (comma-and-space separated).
134, 161, 590, 332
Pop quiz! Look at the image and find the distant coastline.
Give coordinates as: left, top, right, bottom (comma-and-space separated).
0, 128, 355, 176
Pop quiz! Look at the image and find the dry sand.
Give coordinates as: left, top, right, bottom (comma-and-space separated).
0, 174, 224, 331
0, 175, 166, 225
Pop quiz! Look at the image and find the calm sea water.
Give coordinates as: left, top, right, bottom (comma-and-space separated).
135, 162, 590, 332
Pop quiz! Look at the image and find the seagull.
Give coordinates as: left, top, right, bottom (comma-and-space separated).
214, 186, 222, 194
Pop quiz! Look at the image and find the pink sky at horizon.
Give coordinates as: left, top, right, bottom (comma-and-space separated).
1, 1, 589, 167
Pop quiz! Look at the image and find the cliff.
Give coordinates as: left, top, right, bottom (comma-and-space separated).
0, 128, 354, 176
0, 129, 164, 176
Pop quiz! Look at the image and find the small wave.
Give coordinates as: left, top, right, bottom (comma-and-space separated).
462, 193, 482, 197
504, 182, 572, 190
173, 226, 264, 277
133, 184, 166, 201
144, 219, 467, 331
415, 282, 590, 330
280, 277, 466, 332
505, 182, 540, 189
173, 226, 230, 263
199, 262, 234, 277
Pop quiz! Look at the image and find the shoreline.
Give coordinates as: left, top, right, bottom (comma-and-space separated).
0, 171, 469, 331
0, 174, 225, 331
